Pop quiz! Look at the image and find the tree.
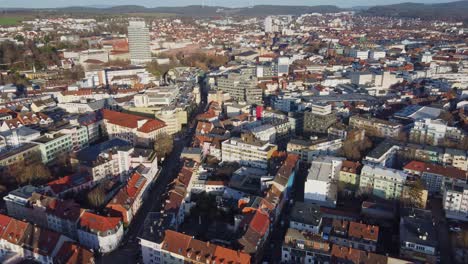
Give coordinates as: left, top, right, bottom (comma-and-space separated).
153, 133, 174, 160
402, 179, 426, 208
438, 110, 455, 125
87, 185, 107, 209
10, 160, 52, 185
341, 136, 373, 161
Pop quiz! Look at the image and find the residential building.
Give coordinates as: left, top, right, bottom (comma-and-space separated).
338, 161, 362, 190
304, 156, 344, 208
221, 134, 277, 169
289, 202, 322, 234
443, 182, 468, 221
404, 160, 467, 194
0, 143, 41, 169
410, 118, 466, 146
102, 109, 167, 147
363, 140, 400, 168
216, 73, 262, 104
303, 103, 337, 135
33, 132, 73, 163
400, 208, 438, 264
281, 228, 331, 264
359, 165, 407, 200
77, 211, 124, 253
349, 115, 402, 138
327, 219, 380, 252
72, 139, 133, 181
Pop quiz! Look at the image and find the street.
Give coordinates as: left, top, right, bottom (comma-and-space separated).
97, 78, 207, 264
97, 134, 192, 264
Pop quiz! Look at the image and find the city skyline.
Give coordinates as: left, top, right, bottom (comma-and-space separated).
0, 0, 460, 8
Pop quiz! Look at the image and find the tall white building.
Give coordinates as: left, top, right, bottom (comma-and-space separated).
443, 182, 468, 221
128, 20, 152, 65
264, 16, 273, 33
221, 136, 277, 169
304, 156, 344, 208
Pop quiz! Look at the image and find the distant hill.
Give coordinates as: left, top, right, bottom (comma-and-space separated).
0, 5, 343, 17
361, 1, 468, 22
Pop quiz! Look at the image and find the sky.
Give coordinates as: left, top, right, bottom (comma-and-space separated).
0, 0, 459, 8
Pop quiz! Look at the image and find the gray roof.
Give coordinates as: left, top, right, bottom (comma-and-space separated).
139, 212, 175, 244
400, 214, 438, 248
75, 138, 131, 162
290, 202, 322, 226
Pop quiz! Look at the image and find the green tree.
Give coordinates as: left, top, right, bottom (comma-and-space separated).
153, 133, 174, 160
87, 185, 107, 209
402, 179, 426, 208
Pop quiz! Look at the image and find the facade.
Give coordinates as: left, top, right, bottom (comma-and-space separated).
102, 109, 167, 147
359, 165, 407, 200
281, 228, 331, 264
128, 21, 152, 65
77, 211, 124, 253
443, 182, 468, 221
338, 160, 362, 190
216, 73, 262, 104
303, 104, 337, 135
349, 115, 402, 138
404, 160, 467, 195
0, 143, 41, 169
59, 125, 89, 151
410, 118, 465, 146
33, 132, 73, 163
221, 135, 277, 169
304, 156, 344, 208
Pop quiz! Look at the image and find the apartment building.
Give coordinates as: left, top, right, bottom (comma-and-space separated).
139, 228, 251, 264
359, 165, 407, 200
304, 156, 344, 208
443, 182, 468, 221
349, 115, 402, 138
216, 73, 262, 104
102, 109, 167, 147
404, 160, 467, 195
410, 118, 466, 146
221, 135, 277, 169
303, 103, 337, 135
32, 132, 73, 163
281, 228, 331, 264
77, 211, 124, 253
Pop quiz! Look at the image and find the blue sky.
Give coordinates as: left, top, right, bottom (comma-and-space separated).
0, 0, 458, 8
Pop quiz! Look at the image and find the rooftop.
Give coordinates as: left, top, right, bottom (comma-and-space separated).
290, 202, 322, 226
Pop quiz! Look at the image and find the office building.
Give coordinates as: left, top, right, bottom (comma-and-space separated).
128, 20, 152, 65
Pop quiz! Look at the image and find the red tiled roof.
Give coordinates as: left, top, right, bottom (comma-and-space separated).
79, 211, 121, 233
54, 241, 94, 264
213, 246, 251, 264
0, 214, 12, 237
348, 222, 379, 242
404, 160, 467, 180
102, 109, 166, 133
162, 230, 191, 256
1, 217, 29, 245
331, 244, 365, 264
249, 210, 270, 236
126, 172, 147, 198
